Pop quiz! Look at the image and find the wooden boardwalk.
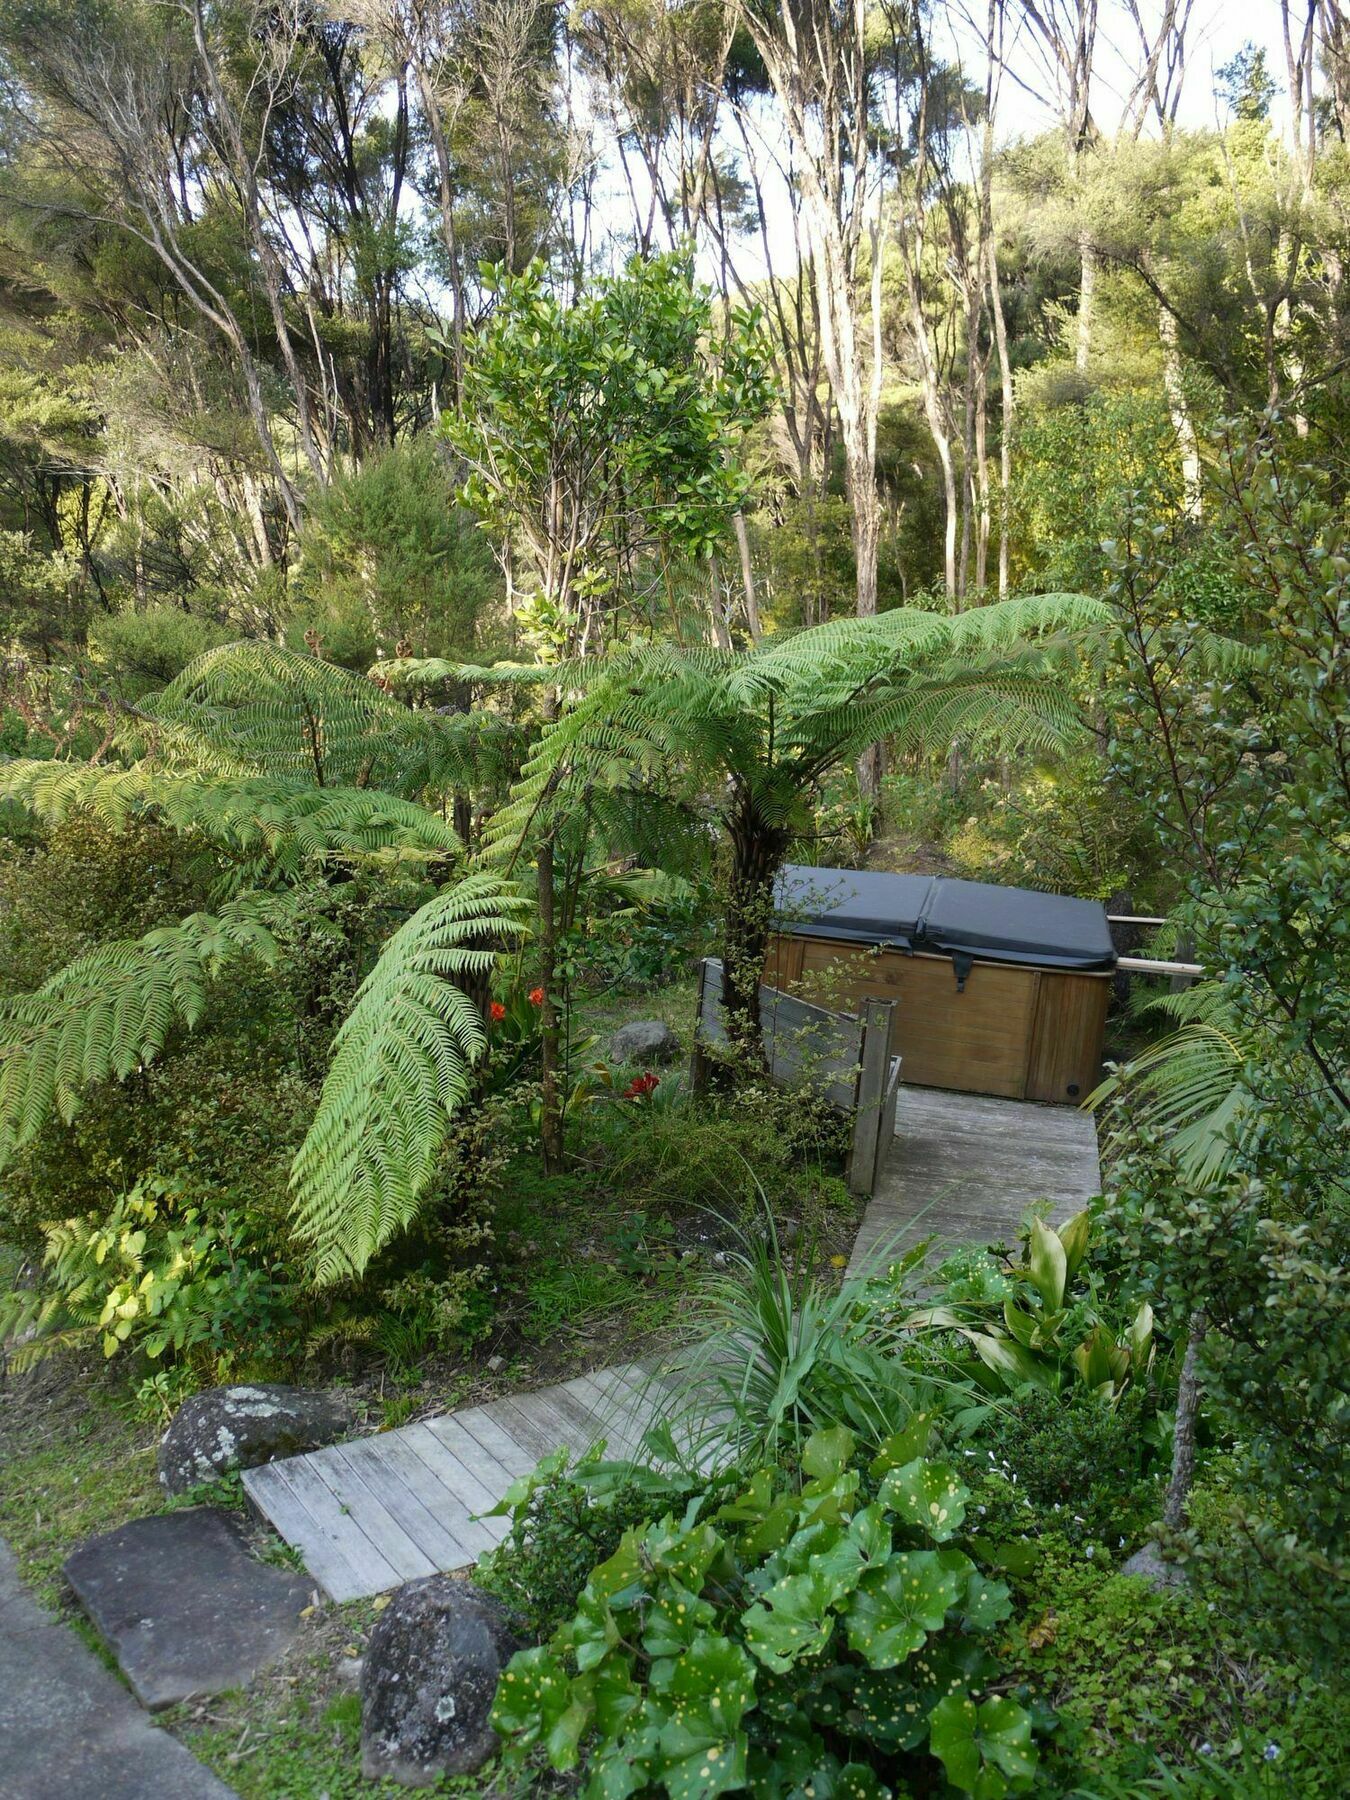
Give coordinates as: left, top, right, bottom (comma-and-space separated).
847, 1085, 1101, 1278
242, 1363, 670, 1603
246, 1086, 1100, 1602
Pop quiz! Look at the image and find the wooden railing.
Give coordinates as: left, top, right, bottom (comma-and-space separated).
690, 956, 902, 1197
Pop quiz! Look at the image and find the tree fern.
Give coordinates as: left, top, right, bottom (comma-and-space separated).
1089, 982, 1258, 1186
290, 873, 531, 1284
0, 897, 281, 1166
0, 759, 463, 886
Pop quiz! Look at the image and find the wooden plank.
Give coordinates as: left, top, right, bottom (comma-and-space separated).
849, 1085, 1100, 1279
489, 1394, 574, 1463
386, 1428, 508, 1557
241, 1460, 378, 1604
446, 1405, 539, 1480
848, 997, 894, 1196
317, 1442, 445, 1583
327, 1437, 478, 1572
410, 1416, 511, 1512
1026, 971, 1112, 1103
796, 940, 1041, 1100
250, 1454, 402, 1601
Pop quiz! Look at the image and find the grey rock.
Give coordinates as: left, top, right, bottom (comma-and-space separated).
607, 1018, 680, 1066
158, 1382, 356, 1495
0, 1533, 234, 1799
361, 1578, 517, 1787
1121, 1542, 1188, 1590
63, 1507, 310, 1710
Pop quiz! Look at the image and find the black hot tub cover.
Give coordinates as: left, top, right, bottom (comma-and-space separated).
773, 865, 1116, 974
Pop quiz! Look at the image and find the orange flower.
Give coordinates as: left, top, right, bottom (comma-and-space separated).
528, 986, 545, 1006
489, 1001, 506, 1023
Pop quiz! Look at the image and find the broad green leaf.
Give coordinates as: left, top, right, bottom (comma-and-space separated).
876, 1458, 969, 1542
1057, 1210, 1090, 1282
928, 1692, 1038, 1797
743, 1532, 866, 1672
844, 1550, 963, 1669
802, 1425, 855, 1481
868, 1410, 935, 1476
1027, 1216, 1067, 1310
491, 1646, 576, 1758
969, 1331, 1050, 1391
641, 1578, 717, 1657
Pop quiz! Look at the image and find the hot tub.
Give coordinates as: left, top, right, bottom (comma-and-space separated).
766, 865, 1116, 1103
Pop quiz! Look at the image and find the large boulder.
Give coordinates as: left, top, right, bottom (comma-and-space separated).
158, 1383, 357, 1496
361, 1577, 517, 1786
607, 1018, 680, 1066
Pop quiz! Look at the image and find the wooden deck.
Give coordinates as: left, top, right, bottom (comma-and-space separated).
242, 1363, 670, 1602
847, 1085, 1101, 1278
246, 1086, 1101, 1602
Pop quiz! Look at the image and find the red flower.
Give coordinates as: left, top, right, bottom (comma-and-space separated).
623, 1072, 659, 1099
489, 1001, 506, 1023
528, 986, 546, 1007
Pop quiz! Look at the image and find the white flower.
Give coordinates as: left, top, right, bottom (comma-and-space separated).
1084, 1545, 1095, 1558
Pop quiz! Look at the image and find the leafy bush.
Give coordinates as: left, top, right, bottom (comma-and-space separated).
1004, 1537, 1346, 1798
477, 1447, 686, 1640
1, 1175, 300, 1375
908, 1215, 1157, 1403
492, 1426, 1042, 1798
966, 1385, 1167, 1548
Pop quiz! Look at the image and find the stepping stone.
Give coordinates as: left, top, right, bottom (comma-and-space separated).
64, 1507, 310, 1711
0, 1536, 234, 1799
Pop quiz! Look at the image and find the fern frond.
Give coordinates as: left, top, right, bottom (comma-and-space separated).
0, 759, 463, 880
290, 873, 531, 1284
0, 896, 281, 1167
1090, 982, 1257, 1186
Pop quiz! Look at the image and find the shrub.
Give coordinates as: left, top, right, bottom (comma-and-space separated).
492, 1426, 1041, 1798
476, 1448, 686, 1640
967, 1385, 1167, 1548
1, 1174, 300, 1376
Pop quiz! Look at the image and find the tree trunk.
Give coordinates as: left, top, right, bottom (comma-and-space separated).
1076, 229, 1096, 371
719, 796, 786, 1074
1164, 1312, 1205, 1531
536, 830, 564, 1171
733, 508, 761, 640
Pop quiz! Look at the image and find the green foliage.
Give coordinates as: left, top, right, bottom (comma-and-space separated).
290, 873, 531, 1283
909, 1215, 1156, 1403
1, 1174, 298, 1374
86, 605, 235, 695
447, 252, 772, 637
0, 757, 464, 889
970, 1385, 1167, 1547
491, 1428, 1037, 1798
288, 438, 502, 668
477, 1447, 686, 1641
0, 893, 281, 1166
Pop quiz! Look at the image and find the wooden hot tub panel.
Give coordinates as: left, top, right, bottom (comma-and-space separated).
764, 933, 1109, 1105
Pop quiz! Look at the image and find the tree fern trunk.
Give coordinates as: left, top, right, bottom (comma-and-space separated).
720, 798, 786, 1076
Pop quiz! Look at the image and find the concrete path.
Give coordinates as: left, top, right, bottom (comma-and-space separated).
848, 1085, 1102, 1278
0, 1535, 233, 1800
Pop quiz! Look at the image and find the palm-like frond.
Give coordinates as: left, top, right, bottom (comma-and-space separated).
1089, 982, 1257, 1186
290, 873, 531, 1284
0, 897, 280, 1167
0, 759, 462, 884
478, 597, 1109, 857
